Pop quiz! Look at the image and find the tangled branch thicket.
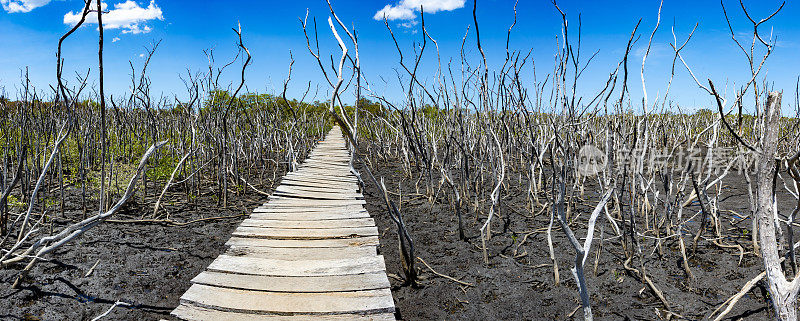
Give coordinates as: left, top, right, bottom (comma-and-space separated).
308, 0, 800, 319
3, 0, 800, 320
1, 9, 330, 289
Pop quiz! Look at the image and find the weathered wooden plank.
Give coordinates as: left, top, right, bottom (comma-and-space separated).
281, 177, 357, 185
299, 164, 352, 171
264, 198, 366, 206
232, 226, 378, 239
292, 169, 351, 173
250, 211, 368, 217
172, 303, 395, 321
273, 189, 360, 199
178, 285, 394, 314
286, 171, 352, 177
278, 180, 358, 190
275, 185, 359, 194
271, 190, 361, 200
304, 159, 350, 164
262, 203, 366, 209
302, 158, 350, 163
261, 204, 366, 210
283, 173, 358, 182
280, 178, 356, 185
287, 166, 353, 173
248, 213, 371, 221
206, 255, 387, 276
278, 181, 358, 190
251, 207, 367, 215
191, 270, 390, 292
238, 218, 375, 229
302, 158, 351, 164
276, 181, 356, 190
259, 205, 366, 212
254, 205, 366, 213
225, 244, 377, 260
225, 236, 379, 248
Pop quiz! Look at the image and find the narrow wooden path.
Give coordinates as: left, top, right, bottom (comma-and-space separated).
170, 126, 396, 320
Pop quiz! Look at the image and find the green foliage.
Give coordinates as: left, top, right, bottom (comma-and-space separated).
420, 104, 444, 120
358, 98, 388, 118
147, 154, 181, 181
5, 195, 24, 209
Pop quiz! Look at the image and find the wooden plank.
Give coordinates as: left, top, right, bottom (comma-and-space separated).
283, 173, 358, 182
286, 165, 354, 175
172, 303, 395, 321
261, 204, 366, 210
253, 206, 365, 213
301, 158, 350, 163
291, 171, 353, 178
250, 211, 369, 218
307, 152, 348, 155
251, 209, 367, 216
251, 209, 369, 218
248, 213, 371, 221
279, 180, 357, 189
225, 245, 377, 260
271, 192, 361, 201
274, 186, 359, 197
287, 165, 352, 172
262, 203, 366, 208
191, 271, 390, 292
278, 180, 358, 190
300, 163, 352, 170
238, 218, 375, 229
310, 148, 348, 151
265, 198, 366, 206
225, 236, 379, 248
206, 255, 387, 276
178, 285, 394, 314
304, 158, 350, 163
302, 158, 351, 164
232, 226, 378, 239
275, 184, 362, 192
260, 204, 365, 210
281, 176, 356, 184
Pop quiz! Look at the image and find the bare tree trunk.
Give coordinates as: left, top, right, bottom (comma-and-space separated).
97, 0, 107, 213
757, 92, 798, 320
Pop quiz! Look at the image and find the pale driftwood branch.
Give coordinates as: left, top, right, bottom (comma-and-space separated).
417, 256, 474, 287
16, 121, 70, 243
90, 301, 131, 321
3, 141, 166, 287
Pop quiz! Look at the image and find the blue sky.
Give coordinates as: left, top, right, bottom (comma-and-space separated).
1, 0, 799, 114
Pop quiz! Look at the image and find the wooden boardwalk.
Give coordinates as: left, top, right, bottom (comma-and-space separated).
170, 127, 396, 320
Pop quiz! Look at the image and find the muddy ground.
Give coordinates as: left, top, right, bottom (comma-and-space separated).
0, 168, 286, 320
357, 156, 797, 320
1, 150, 796, 320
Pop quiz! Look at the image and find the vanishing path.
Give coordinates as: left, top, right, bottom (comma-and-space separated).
170, 126, 396, 320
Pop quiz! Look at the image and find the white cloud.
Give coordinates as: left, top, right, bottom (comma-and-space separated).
400, 20, 418, 29
374, 0, 464, 21
64, 0, 163, 34
112, 37, 121, 42
1, 0, 50, 13
122, 24, 150, 34
404, 0, 465, 13
138, 53, 144, 57
374, 4, 415, 20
